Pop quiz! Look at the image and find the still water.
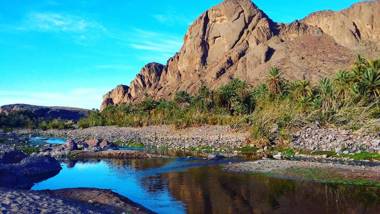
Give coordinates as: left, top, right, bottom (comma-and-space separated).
32, 158, 380, 214
29, 137, 66, 145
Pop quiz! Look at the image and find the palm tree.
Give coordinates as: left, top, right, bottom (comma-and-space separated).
291, 80, 312, 100
351, 58, 380, 102
333, 70, 353, 104
318, 78, 335, 112
368, 59, 380, 71
352, 55, 369, 79
195, 85, 213, 111
252, 83, 269, 99
267, 67, 285, 95
359, 68, 380, 99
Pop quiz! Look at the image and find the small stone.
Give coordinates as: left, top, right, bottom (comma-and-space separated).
273, 153, 282, 160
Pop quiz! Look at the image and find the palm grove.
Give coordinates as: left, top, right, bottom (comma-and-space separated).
78, 56, 380, 142
1, 56, 379, 142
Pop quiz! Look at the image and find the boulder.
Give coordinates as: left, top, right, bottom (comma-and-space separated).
273, 153, 282, 160
65, 140, 78, 151
85, 139, 100, 148
0, 152, 61, 189
16, 156, 62, 181
99, 140, 114, 150
0, 150, 27, 164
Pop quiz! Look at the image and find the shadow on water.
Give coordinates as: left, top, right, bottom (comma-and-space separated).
32, 158, 380, 214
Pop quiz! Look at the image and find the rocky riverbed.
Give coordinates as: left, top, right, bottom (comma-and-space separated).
14, 124, 380, 155
1, 125, 380, 213
293, 124, 380, 154
20, 125, 250, 152
0, 188, 153, 214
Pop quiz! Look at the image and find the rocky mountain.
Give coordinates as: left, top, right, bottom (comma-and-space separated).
0, 104, 89, 121
101, 0, 380, 110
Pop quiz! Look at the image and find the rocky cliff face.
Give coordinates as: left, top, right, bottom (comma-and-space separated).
101, 0, 380, 110
303, 0, 380, 52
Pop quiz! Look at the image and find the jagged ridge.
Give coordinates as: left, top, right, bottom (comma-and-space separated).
101, 0, 380, 110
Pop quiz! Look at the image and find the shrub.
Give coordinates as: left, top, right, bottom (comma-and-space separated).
70, 56, 380, 141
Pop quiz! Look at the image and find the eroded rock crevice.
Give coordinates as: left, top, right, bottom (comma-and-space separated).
101, 0, 380, 110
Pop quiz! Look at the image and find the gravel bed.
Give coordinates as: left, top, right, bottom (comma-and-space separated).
293, 124, 380, 153
224, 159, 380, 182
22, 125, 250, 152
0, 189, 107, 214
0, 188, 154, 214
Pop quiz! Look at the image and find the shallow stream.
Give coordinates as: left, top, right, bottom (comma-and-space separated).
32, 158, 380, 214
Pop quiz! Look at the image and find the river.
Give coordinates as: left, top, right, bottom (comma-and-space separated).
32, 158, 380, 214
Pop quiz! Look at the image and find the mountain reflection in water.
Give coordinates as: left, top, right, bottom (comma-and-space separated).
33, 158, 380, 214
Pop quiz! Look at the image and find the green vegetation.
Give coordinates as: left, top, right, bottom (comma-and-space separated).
18, 144, 40, 155
189, 145, 215, 154
38, 119, 75, 130
113, 140, 144, 148
275, 148, 296, 158
79, 56, 380, 145
339, 152, 380, 161
239, 146, 259, 155
272, 149, 380, 161
0, 111, 75, 130
0, 111, 38, 129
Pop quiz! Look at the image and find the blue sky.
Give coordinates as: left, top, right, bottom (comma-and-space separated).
0, 0, 363, 109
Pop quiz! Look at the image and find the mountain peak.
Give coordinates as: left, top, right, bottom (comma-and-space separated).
101, 0, 380, 110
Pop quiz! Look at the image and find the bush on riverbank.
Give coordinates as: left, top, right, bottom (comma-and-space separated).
0, 111, 74, 130
78, 56, 379, 143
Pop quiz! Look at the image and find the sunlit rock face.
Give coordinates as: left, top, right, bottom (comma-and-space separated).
303, 0, 380, 50
100, 63, 164, 110
101, 0, 380, 109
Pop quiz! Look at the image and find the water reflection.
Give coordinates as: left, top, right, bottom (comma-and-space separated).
33, 159, 380, 214
29, 136, 66, 145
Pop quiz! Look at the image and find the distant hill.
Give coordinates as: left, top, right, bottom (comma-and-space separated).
101, 0, 380, 110
0, 104, 90, 121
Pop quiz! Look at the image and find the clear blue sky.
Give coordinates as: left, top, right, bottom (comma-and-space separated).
0, 0, 363, 109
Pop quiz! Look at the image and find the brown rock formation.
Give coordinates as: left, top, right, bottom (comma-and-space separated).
101, 0, 380, 110
303, 0, 380, 52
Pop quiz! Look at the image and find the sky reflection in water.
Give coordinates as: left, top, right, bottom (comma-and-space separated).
32, 158, 380, 214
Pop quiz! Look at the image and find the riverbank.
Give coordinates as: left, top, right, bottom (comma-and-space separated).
0, 143, 155, 213
225, 159, 380, 186
0, 188, 154, 214
1, 126, 380, 212
14, 124, 380, 158
18, 125, 250, 154
0, 144, 61, 189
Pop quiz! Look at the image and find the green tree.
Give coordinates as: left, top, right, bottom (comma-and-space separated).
174, 91, 192, 105
333, 70, 354, 104
267, 67, 286, 96
290, 80, 312, 100
193, 85, 214, 112
216, 79, 255, 115
318, 78, 335, 113
252, 83, 269, 100
354, 68, 380, 100
140, 97, 158, 112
